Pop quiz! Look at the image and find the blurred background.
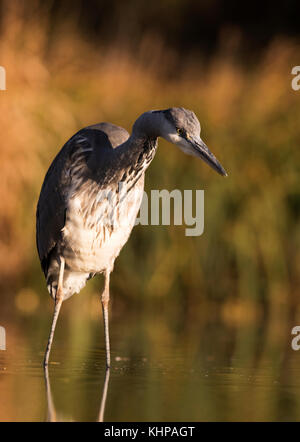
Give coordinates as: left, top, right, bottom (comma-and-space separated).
1, 0, 300, 421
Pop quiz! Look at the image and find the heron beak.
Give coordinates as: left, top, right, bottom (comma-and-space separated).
191, 138, 228, 177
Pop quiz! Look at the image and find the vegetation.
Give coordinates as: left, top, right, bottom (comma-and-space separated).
0, 3, 298, 345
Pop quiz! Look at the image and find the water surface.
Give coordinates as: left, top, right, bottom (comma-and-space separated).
1, 310, 300, 421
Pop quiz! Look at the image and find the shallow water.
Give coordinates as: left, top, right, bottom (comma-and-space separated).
1, 311, 300, 421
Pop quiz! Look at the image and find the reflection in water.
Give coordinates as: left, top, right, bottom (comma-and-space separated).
44, 365, 56, 422
2, 308, 300, 421
44, 365, 111, 422
98, 369, 110, 422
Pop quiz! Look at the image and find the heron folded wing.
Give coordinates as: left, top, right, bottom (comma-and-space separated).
36, 131, 95, 275
36, 124, 130, 276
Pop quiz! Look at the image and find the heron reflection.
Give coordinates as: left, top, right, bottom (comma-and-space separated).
44, 366, 111, 422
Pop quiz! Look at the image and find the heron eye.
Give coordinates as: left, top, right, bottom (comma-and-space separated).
177, 128, 186, 137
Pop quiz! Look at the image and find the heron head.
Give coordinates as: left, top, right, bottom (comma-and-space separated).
159, 107, 227, 176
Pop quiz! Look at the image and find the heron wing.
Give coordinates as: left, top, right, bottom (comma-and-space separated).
36, 124, 130, 275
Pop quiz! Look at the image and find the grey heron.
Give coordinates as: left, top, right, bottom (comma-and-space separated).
36, 107, 227, 368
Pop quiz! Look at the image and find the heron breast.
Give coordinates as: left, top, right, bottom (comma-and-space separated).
62, 180, 144, 273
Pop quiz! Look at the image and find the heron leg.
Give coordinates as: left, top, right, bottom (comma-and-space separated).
43, 256, 65, 367
101, 270, 111, 368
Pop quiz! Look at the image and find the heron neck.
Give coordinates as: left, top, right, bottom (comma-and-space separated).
116, 135, 158, 172
114, 110, 163, 175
